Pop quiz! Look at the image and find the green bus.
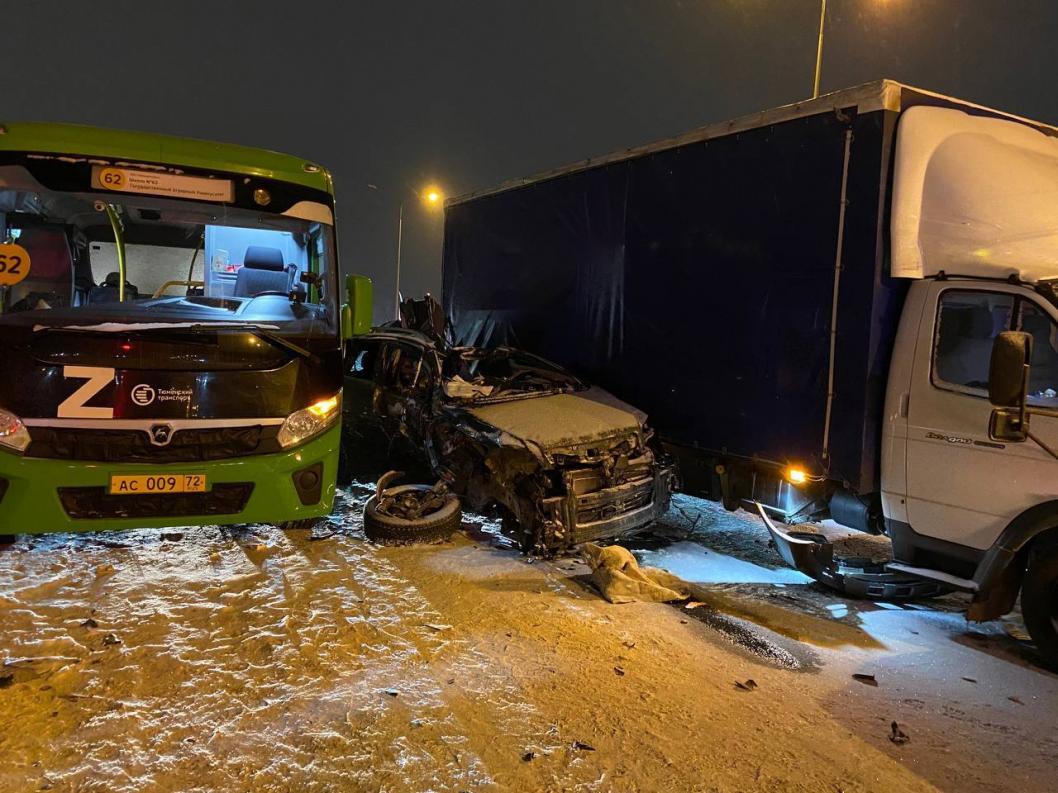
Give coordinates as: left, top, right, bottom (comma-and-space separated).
0, 122, 364, 536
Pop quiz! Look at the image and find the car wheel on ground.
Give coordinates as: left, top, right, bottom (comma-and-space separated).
364, 483, 462, 545
1021, 535, 1058, 667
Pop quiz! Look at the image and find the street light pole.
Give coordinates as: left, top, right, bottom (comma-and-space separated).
382, 184, 443, 320
813, 0, 827, 99
394, 201, 404, 319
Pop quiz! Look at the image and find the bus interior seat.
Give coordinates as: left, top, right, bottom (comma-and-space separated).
234, 245, 292, 297
88, 271, 140, 304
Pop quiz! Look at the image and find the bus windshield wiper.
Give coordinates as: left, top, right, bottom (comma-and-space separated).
187, 323, 318, 362
31, 321, 318, 362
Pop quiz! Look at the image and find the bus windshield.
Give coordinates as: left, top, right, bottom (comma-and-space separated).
0, 167, 337, 338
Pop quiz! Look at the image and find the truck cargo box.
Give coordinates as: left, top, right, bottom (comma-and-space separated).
442, 81, 1054, 496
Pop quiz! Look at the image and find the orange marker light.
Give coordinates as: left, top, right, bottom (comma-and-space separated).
307, 395, 339, 418
786, 466, 808, 485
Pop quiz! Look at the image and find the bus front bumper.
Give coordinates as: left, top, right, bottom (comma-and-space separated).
0, 425, 340, 534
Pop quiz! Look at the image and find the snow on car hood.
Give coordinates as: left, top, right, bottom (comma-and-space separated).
467, 388, 642, 450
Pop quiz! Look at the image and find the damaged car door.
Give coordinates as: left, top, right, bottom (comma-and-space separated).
342, 338, 387, 447
375, 341, 437, 460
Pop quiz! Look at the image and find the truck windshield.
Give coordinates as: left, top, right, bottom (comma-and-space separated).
0, 174, 337, 338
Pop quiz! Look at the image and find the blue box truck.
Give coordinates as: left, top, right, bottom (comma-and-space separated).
442, 80, 1058, 663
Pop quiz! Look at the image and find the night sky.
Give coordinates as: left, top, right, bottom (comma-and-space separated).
5, 1, 1058, 321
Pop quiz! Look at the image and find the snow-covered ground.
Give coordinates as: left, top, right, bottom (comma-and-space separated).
1, 488, 1056, 792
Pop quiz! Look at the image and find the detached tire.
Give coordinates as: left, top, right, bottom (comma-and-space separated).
363, 484, 462, 545
1022, 538, 1058, 666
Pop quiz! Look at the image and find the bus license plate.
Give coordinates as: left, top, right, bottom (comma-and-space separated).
109, 474, 207, 495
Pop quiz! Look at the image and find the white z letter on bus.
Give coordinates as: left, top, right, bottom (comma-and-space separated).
58, 366, 116, 419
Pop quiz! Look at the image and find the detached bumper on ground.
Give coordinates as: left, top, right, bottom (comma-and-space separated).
754, 502, 949, 600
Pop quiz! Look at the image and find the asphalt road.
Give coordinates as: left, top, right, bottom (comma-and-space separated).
0, 488, 1055, 792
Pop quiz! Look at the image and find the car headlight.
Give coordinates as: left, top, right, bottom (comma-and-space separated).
277, 393, 341, 449
0, 406, 30, 453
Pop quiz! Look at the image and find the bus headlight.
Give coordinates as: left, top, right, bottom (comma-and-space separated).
0, 407, 30, 453
277, 393, 341, 449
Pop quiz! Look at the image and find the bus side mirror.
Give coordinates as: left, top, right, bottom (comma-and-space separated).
988, 331, 1033, 442
342, 274, 373, 340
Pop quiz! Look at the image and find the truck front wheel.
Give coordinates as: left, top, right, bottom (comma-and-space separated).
1021, 537, 1058, 667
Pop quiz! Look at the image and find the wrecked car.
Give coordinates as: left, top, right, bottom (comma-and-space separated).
339, 299, 676, 553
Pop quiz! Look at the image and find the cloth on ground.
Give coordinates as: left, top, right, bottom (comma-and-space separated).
581, 543, 689, 604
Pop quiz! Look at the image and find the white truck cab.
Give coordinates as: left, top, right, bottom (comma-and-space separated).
884, 278, 1058, 569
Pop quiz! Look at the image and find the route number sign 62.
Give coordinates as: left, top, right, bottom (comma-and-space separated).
99, 168, 126, 189
0, 243, 31, 286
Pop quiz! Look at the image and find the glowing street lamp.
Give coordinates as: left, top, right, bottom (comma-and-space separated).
393, 184, 445, 318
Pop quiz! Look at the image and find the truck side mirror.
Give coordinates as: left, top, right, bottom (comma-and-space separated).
988, 331, 1033, 442
341, 274, 373, 340
988, 331, 1032, 407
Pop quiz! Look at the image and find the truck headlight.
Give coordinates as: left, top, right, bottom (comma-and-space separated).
0, 406, 30, 453
277, 393, 341, 449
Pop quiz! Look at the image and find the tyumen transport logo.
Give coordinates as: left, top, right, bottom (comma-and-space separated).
131, 384, 156, 406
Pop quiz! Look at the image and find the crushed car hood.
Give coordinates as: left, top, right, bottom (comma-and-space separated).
467, 388, 642, 450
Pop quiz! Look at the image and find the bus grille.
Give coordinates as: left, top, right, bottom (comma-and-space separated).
58, 483, 254, 520
28, 426, 275, 463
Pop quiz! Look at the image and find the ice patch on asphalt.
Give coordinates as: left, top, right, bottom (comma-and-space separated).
632, 541, 813, 585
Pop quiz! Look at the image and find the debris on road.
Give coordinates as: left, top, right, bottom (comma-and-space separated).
79, 618, 98, 629
374, 472, 451, 521
581, 543, 688, 604
101, 634, 121, 646
889, 722, 911, 744
363, 472, 463, 545
424, 623, 453, 632
571, 741, 596, 752
735, 679, 758, 691
1004, 624, 1032, 642
852, 673, 878, 687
